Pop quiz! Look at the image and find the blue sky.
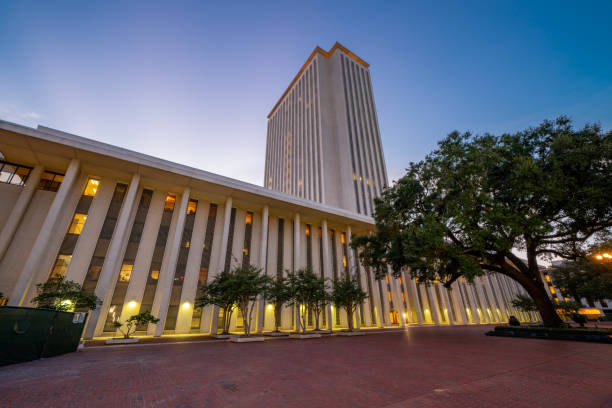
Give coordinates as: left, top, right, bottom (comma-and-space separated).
1, 1, 610, 185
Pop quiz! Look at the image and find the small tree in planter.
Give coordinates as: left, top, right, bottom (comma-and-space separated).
195, 271, 239, 335
309, 276, 329, 331
113, 310, 160, 339
32, 277, 100, 312
331, 273, 367, 331
264, 273, 291, 332
287, 268, 329, 333
232, 265, 269, 337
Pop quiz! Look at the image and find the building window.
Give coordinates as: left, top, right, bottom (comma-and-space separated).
277, 218, 284, 277
119, 264, 133, 282
242, 211, 254, 267
83, 178, 100, 196
38, 171, 64, 192
305, 224, 312, 271
50, 254, 72, 278
68, 213, 88, 235
0, 160, 32, 186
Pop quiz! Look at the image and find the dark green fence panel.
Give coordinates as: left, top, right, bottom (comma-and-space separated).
0, 306, 87, 366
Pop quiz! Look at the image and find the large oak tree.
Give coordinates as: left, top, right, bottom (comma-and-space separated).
352, 118, 611, 326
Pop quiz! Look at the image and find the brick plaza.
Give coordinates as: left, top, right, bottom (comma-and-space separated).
1, 325, 610, 408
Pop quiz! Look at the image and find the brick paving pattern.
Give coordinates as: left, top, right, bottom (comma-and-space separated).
1, 325, 610, 407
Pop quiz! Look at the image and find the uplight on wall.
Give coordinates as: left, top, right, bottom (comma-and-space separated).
127, 300, 138, 308
182, 302, 191, 310
267, 304, 273, 311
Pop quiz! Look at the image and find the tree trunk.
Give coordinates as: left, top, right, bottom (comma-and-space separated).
347, 308, 354, 331
274, 305, 281, 332
242, 308, 249, 337
515, 274, 563, 327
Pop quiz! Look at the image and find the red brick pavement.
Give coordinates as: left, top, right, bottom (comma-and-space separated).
1, 325, 610, 408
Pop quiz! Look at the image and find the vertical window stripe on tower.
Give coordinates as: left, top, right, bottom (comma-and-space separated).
277, 218, 284, 277
48, 178, 100, 279
164, 199, 198, 330
103, 189, 153, 332
305, 224, 312, 271
138, 193, 176, 329
82, 182, 128, 296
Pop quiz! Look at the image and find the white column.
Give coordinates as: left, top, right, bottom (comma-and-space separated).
209, 197, 233, 335
256, 206, 269, 333
293, 212, 301, 331
408, 278, 423, 324
346, 226, 360, 330
85, 174, 141, 339
426, 285, 441, 325
9, 159, 80, 306
154, 188, 191, 337
0, 165, 44, 262
450, 281, 468, 325
321, 220, 333, 330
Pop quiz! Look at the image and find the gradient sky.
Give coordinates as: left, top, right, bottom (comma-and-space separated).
1, 1, 611, 186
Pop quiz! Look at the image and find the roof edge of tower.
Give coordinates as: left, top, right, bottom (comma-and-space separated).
267, 42, 369, 119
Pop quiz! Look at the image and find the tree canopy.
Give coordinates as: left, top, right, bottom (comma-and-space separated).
32, 277, 100, 312
352, 117, 611, 327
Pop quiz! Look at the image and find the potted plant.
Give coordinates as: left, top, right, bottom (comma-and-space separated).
108, 310, 160, 344
195, 271, 238, 337
287, 268, 328, 338
263, 273, 291, 336
331, 273, 367, 335
230, 264, 268, 342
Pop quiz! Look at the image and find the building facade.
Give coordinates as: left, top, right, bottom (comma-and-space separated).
0, 45, 540, 339
264, 43, 387, 216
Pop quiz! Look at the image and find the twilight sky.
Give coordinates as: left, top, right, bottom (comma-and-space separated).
1, 1, 611, 186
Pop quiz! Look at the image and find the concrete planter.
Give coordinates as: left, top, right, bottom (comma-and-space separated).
105, 337, 140, 344
337, 331, 365, 336
230, 336, 265, 343
264, 331, 290, 337
289, 333, 322, 339
213, 334, 235, 339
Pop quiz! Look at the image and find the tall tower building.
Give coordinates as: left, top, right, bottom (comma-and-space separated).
264, 42, 388, 216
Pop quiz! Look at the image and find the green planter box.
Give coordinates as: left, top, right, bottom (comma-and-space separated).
0, 306, 87, 366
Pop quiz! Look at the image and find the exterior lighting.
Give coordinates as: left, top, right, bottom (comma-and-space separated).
60, 299, 72, 306
127, 300, 137, 308
182, 302, 191, 310
267, 304, 273, 310
402, 312, 407, 319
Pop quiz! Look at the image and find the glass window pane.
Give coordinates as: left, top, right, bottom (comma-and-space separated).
68, 213, 88, 234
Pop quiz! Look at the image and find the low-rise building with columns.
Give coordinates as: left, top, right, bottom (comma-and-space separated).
0, 120, 538, 339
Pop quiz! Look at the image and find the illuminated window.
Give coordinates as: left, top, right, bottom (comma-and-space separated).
385, 274, 390, 283
341, 233, 346, 244
164, 194, 176, 210
38, 171, 64, 192
549, 286, 556, 294
150, 270, 159, 280
353, 173, 357, 180
545, 275, 551, 282
50, 255, 72, 278
359, 176, 363, 182
83, 178, 100, 196
187, 200, 197, 214
366, 178, 370, 185
305, 225, 310, 236
245, 212, 252, 225
388, 291, 393, 302
243, 248, 249, 255
401, 292, 406, 302
68, 213, 88, 234
342, 256, 347, 268
119, 264, 133, 282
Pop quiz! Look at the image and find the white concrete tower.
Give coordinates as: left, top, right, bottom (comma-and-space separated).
264, 42, 388, 216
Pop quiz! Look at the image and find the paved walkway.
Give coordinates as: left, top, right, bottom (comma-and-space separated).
1, 325, 610, 407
